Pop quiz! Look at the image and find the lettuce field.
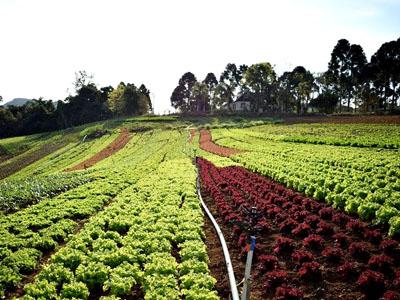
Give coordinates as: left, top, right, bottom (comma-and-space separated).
0, 116, 399, 299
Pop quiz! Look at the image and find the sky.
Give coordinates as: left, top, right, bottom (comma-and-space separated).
0, 0, 399, 114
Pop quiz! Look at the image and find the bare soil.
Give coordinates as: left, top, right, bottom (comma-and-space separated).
199, 129, 241, 157
65, 128, 132, 171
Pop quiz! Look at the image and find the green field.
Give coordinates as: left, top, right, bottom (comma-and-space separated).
0, 116, 399, 299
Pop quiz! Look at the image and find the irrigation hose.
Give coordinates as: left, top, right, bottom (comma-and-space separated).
196, 167, 240, 300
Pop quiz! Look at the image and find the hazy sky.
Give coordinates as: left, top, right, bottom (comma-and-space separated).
0, 0, 399, 113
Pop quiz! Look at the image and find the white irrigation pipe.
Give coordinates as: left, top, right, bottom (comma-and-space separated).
196, 169, 240, 300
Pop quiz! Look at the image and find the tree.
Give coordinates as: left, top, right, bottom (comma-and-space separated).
243, 62, 276, 112
326, 39, 367, 111
212, 83, 231, 111
139, 84, 153, 113
368, 38, 400, 111
309, 90, 339, 114
203, 73, 218, 111
191, 82, 209, 112
219, 63, 248, 108
279, 66, 316, 114
170, 72, 197, 112
73, 70, 94, 93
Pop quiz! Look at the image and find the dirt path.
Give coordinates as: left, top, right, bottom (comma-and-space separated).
199, 129, 241, 157
65, 128, 132, 172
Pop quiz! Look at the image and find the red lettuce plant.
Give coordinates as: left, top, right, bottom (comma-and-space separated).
356, 270, 385, 297
298, 261, 321, 280
346, 220, 365, 234
274, 237, 295, 255
332, 232, 350, 249
319, 207, 334, 220
382, 291, 400, 300
305, 215, 320, 228
279, 218, 298, 234
379, 239, 399, 257
275, 284, 303, 300
303, 234, 324, 250
368, 254, 394, 273
291, 250, 314, 265
337, 262, 357, 279
349, 242, 370, 260
363, 229, 382, 244
257, 255, 278, 272
264, 270, 289, 289
321, 247, 343, 263
332, 212, 350, 228
291, 222, 312, 238
316, 221, 334, 236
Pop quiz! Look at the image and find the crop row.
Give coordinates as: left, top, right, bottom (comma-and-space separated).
198, 157, 400, 299
211, 128, 400, 236
22, 157, 218, 299
0, 172, 92, 213
243, 123, 400, 149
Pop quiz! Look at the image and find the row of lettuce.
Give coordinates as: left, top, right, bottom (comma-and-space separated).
0, 129, 219, 299
212, 127, 400, 236
242, 123, 400, 149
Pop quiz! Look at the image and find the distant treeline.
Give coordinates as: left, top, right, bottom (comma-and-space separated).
171, 38, 400, 114
0, 73, 152, 138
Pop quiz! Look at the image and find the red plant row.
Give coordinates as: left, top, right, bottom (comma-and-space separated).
197, 157, 400, 300
199, 129, 240, 157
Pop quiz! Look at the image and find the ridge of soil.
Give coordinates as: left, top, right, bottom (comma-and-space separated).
65, 128, 132, 172
199, 129, 241, 157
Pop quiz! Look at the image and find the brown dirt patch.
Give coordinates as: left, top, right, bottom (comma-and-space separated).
199, 129, 240, 157
65, 128, 132, 172
284, 115, 400, 125
188, 129, 196, 143
0, 142, 67, 180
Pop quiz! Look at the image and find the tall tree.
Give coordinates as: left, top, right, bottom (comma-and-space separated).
219, 63, 248, 107
203, 73, 218, 112
369, 38, 400, 111
279, 66, 316, 114
243, 62, 276, 112
326, 39, 367, 111
170, 72, 197, 112
191, 82, 209, 112
139, 84, 153, 112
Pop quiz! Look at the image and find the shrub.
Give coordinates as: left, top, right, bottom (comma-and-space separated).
356, 270, 385, 298
298, 262, 321, 280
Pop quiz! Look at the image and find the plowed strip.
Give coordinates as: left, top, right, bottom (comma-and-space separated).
188, 129, 196, 143
0, 142, 67, 179
199, 129, 240, 157
65, 128, 132, 171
